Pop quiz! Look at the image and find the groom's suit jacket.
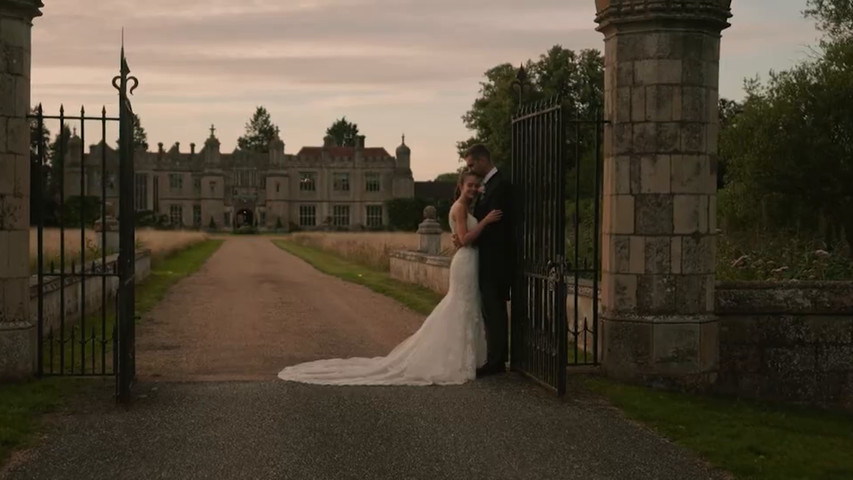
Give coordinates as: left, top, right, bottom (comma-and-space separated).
472, 169, 514, 300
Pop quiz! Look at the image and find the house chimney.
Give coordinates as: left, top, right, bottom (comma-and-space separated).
190, 143, 196, 155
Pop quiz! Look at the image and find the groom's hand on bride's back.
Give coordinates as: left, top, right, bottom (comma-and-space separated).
451, 233, 461, 249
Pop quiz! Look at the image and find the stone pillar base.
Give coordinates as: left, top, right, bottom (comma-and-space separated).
601, 313, 719, 390
0, 321, 37, 381
418, 206, 443, 255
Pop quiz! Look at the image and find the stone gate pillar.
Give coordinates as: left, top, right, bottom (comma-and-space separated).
594, 0, 731, 387
0, 0, 42, 380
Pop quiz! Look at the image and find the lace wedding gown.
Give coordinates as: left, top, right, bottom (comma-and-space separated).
278, 213, 487, 385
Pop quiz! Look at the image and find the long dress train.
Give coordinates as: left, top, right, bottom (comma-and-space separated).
277, 213, 487, 385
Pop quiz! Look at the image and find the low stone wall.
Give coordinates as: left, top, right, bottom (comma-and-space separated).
389, 250, 451, 295
716, 281, 853, 409
29, 250, 152, 336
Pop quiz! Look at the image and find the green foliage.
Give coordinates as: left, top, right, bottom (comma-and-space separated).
115, 112, 148, 151
60, 196, 101, 227
806, 0, 853, 40
237, 106, 280, 153
718, 40, 853, 252
458, 46, 604, 169
385, 197, 429, 231
325, 116, 360, 146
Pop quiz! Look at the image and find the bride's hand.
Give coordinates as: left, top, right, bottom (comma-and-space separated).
484, 210, 502, 224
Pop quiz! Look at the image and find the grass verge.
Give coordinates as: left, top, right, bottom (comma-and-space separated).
273, 239, 442, 315
585, 377, 853, 480
0, 239, 223, 468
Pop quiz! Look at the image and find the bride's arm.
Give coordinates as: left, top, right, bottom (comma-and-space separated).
452, 203, 501, 247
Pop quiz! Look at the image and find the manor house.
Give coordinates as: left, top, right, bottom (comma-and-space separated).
62, 126, 415, 231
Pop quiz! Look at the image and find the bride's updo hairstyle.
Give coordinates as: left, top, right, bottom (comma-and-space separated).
454, 169, 480, 201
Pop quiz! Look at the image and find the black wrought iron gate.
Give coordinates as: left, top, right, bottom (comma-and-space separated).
30, 45, 139, 402
509, 69, 604, 395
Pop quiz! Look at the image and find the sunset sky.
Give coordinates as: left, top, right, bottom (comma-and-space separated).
31, 1, 821, 181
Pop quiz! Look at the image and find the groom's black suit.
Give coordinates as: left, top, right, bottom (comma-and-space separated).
472, 169, 514, 372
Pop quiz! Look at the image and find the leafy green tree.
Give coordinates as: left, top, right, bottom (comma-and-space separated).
237, 106, 280, 153
325, 117, 360, 146
29, 108, 50, 224
434, 171, 462, 182
457, 46, 604, 169
806, 0, 853, 40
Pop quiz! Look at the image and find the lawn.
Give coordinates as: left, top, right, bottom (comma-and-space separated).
0, 238, 223, 468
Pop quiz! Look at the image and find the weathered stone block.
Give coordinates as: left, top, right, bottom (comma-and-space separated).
0, 192, 27, 230
671, 237, 683, 274
682, 58, 707, 87
632, 122, 656, 153
766, 346, 817, 373
604, 234, 631, 274
719, 340, 762, 373
629, 86, 644, 122
0, 152, 13, 194
681, 122, 707, 153
611, 273, 637, 312
601, 317, 652, 372
644, 237, 671, 273
612, 155, 631, 194
653, 322, 700, 372
14, 72, 28, 117
675, 274, 710, 314
642, 32, 684, 60
6, 228, 27, 278
817, 345, 853, 373
681, 86, 708, 122
645, 85, 675, 122
0, 73, 14, 116
629, 236, 644, 274
603, 194, 634, 235
681, 234, 715, 274
673, 194, 708, 234
0, 17, 31, 49
3, 45, 23, 76
639, 154, 670, 193
656, 122, 681, 153
616, 60, 634, 85
615, 34, 644, 62
671, 154, 708, 193
1, 277, 28, 322
637, 274, 676, 313
0, 321, 36, 380
6, 116, 27, 155
612, 123, 633, 154
634, 59, 682, 85
802, 316, 853, 344
635, 194, 673, 235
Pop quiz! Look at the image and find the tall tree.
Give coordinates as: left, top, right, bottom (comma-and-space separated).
806, 0, 853, 40
237, 106, 280, 153
29, 108, 50, 224
457, 45, 604, 169
326, 116, 360, 146
115, 112, 149, 151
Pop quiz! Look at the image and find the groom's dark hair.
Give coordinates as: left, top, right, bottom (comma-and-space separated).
464, 144, 491, 163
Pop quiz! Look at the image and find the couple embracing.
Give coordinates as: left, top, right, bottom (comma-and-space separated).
278, 144, 513, 385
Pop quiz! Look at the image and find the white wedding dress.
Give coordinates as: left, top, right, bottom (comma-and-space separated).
278, 212, 487, 385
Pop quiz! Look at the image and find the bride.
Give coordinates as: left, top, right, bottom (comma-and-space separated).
278, 170, 502, 385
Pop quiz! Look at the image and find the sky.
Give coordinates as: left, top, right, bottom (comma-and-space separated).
31, 1, 822, 181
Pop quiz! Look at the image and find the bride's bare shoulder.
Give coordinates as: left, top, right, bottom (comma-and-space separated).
449, 201, 464, 219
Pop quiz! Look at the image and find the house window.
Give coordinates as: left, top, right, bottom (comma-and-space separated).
299, 172, 316, 192
224, 212, 230, 227
169, 173, 183, 191
153, 176, 160, 212
365, 173, 380, 192
192, 205, 201, 227
275, 182, 280, 193
366, 205, 383, 227
193, 177, 201, 192
332, 205, 350, 227
170, 205, 183, 226
333, 173, 350, 192
260, 211, 266, 225
209, 180, 216, 194
134, 173, 147, 211
299, 205, 316, 227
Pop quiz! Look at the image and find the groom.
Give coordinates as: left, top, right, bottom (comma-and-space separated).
454, 144, 513, 377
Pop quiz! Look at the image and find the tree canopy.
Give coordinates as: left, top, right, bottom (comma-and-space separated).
237, 106, 280, 153
457, 45, 604, 168
326, 117, 360, 146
